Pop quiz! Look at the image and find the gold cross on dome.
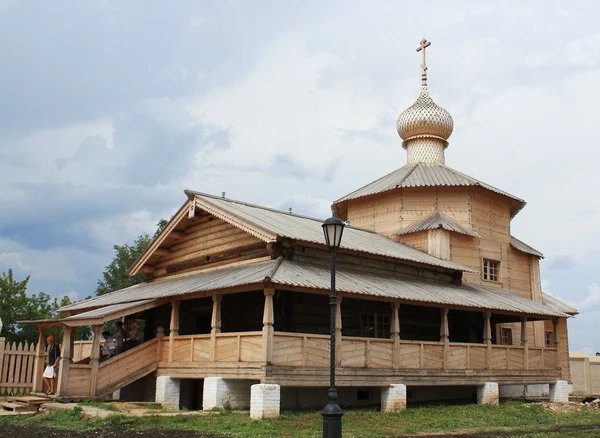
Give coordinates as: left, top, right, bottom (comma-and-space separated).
416, 38, 431, 85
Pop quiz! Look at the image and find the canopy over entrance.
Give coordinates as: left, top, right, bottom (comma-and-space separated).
19, 299, 162, 328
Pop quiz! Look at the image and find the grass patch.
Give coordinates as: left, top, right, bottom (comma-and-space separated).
0, 400, 598, 437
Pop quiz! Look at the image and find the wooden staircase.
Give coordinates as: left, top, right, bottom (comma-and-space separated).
0, 395, 49, 415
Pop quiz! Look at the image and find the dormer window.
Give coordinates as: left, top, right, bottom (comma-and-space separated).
483, 259, 500, 282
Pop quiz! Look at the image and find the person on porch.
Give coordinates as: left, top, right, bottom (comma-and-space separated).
42, 334, 60, 395
115, 321, 127, 355
126, 318, 141, 350
101, 330, 115, 361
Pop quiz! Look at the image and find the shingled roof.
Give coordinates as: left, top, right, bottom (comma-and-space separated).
334, 162, 526, 218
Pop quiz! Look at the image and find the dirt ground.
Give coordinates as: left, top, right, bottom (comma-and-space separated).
0, 424, 223, 438
1, 424, 600, 438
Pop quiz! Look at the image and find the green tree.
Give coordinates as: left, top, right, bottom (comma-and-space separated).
0, 270, 65, 343
0, 269, 31, 341
95, 219, 167, 296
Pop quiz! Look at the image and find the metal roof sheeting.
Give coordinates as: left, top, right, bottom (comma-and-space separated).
270, 260, 568, 317
542, 293, 578, 315
334, 163, 526, 216
392, 211, 481, 238
188, 191, 476, 273
511, 236, 544, 258
59, 259, 278, 312
64, 299, 158, 320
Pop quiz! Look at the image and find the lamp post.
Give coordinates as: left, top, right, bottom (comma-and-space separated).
321, 216, 345, 438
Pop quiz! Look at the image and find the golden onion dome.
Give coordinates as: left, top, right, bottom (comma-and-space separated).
396, 85, 454, 147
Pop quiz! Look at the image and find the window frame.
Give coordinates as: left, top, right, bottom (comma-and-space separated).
544, 331, 553, 348
482, 258, 501, 283
360, 312, 391, 339
500, 327, 513, 345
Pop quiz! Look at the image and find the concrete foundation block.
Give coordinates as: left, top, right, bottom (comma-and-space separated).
477, 382, 499, 406
500, 384, 549, 399
250, 384, 280, 419
549, 380, 569, 403
203, 377, 252, 410
381, 384, 407, 412
155, 376, 180, 410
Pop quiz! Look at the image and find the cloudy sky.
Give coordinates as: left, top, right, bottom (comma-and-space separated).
1, 0, 598, 353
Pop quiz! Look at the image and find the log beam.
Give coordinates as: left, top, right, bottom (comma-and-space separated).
440, 308, 449, 369
521, 316, 528, 370
483, 311, 492, 369
335, 296, 343, 366
89, 325, 102, 397
168, 300, 180, 362
56, 327, 74, 396
262, 288, 275, 364
391, 302, 400, 369
210, 294, 222, 362
32, 328, 46, 393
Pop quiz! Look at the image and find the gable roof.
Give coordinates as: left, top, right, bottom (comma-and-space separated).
333, 162, 526, 218
185, 190, 477, 273
510, 236, 544, 258
392, 211, 481, 238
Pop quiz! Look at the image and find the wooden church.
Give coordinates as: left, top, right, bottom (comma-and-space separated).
25, 39, 577, 415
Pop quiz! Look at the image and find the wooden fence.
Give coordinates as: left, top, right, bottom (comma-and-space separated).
0, 338, 37, 395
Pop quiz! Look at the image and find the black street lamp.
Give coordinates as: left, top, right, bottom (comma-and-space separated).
321, 216, 345, 438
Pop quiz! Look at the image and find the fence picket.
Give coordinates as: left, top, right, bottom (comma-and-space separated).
0, 338, 38, 395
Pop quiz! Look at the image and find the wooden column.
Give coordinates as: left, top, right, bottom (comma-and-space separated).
32, 328, 46, 393
168, 300, 180, 362
262, 288, 275, 364
89, 325, 102, 398
335, 296, 343, 366
391, 302, 400, 369
553, 318, 560, 372
156, 327, 165, 361
521, 316, 529, 370
210, 294, 222, 362
440, 308, 449, 369
483, 311, 492, 370
56, 326, 74, 396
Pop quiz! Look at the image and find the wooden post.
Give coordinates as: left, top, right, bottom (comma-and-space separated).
440, 308, 449, 369
483, 311, 492, 370
210, 294, 222, 362
391, 302, 400, 369
521, 316, 528, 370
32, 328, 46, 393
262, 287, 275, 364
89, 325, 102, 398
335, 296, 342, 367
553, 318, 560, 371
56, 327, 74, 396
156, 327, 165, 361
0, 337, 5, 388
168, 300, 180, 362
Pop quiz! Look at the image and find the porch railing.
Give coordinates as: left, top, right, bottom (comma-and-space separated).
160, 332, 558, 372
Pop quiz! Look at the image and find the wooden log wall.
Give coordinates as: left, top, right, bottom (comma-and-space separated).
140, 211, 268, 279
394, 230, 429, 253
344, 188, 471, 235
0, 339, 37, 395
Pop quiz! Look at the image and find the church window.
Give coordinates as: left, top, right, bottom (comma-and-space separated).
483, 259, 500, 282
500, 327, 513, 345
545, 332, 553, 348
361, 313, 390, 339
